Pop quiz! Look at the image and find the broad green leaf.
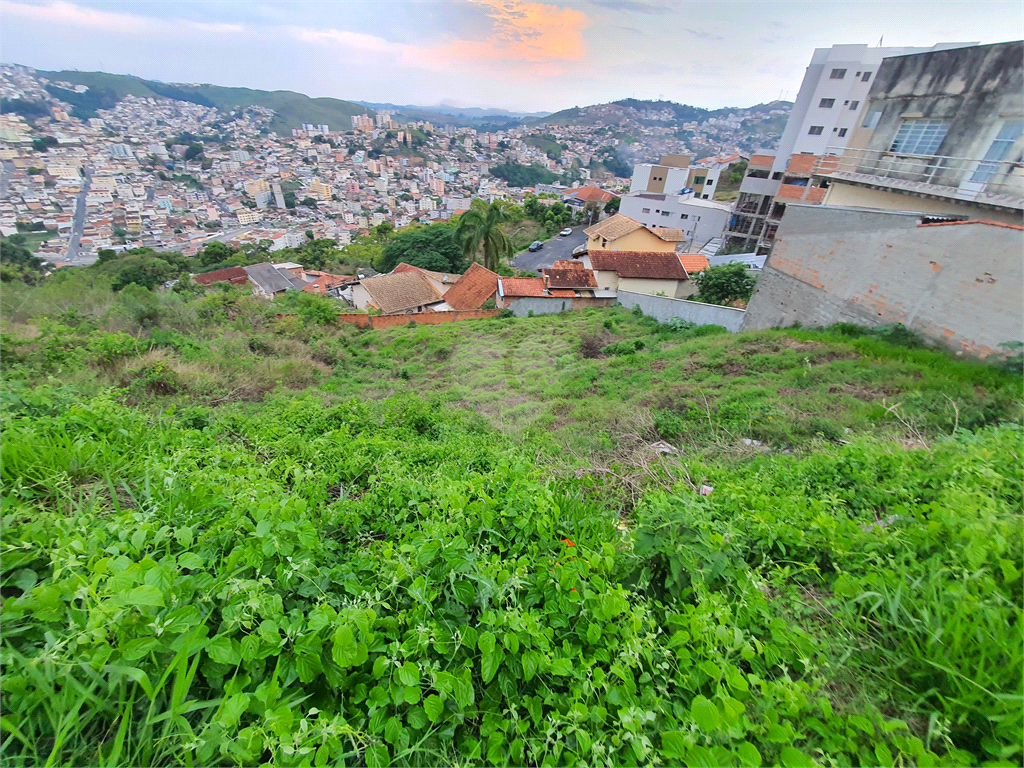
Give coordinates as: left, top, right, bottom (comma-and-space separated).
122, 637, 161, 661
406, 705, 428, 730
685, 745, 717, 768
477, 630, 496, 656
576, 730, 593, 755
364, 743, 390, 768
453, 580, 475, 604
423, 694, 444, 722
502, 632, 520, 654
586, 623, 601, 644
259, 619, 280, 644
736, 741, 761, 768
660, 731, 687, 760
384, 716, 402, 745
549, 657, 573, 676
522, 651, 539, 682
255, 520, 272, 537
690, 695, 721, 732
206, 636, 240, 665
780, 746, 814, 768
177, 552, 204, 570
240, 635, 259, 662
163, 605, 201, 633
314, 744, 329, 767
219, 693, 249, 727
874, 743, 894, 767
481, 648, 502, 684
398, 660, 420, 686
403, 685, 421, 704
452, 671, 475, 709
117, 584, 164, 608
295, 651, 323, 683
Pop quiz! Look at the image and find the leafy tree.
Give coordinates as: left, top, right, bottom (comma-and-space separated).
379, 224, 462, 273
604, 196, 621, 215
200, 241, 236, 267
0, 235, 44, 283
457, 200, 513, 271
692, 262, 758, 305
301, 197, 317, 208
184, 142, 204, 161
31, 136, 58, 153
489, 162, 557, 188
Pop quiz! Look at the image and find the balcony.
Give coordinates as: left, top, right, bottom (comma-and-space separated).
813, 147, 1024, 211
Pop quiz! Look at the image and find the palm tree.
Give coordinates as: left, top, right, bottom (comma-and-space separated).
456, 199, 512, 271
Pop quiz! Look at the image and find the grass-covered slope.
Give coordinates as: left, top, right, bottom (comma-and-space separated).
40, 70, 372, 133
1, 276, 1022, 767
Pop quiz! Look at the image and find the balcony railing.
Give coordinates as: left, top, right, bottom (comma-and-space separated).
814, 147, 1024, 210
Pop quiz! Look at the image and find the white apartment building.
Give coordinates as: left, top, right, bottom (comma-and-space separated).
619, 192, 733, 250
726, 41, 978, 254
236, 209, 261, 225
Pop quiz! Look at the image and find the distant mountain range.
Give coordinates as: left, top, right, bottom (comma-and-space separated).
14, 68, 790, 140
35, 70, 370, 134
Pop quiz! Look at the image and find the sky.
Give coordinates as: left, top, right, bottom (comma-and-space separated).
2, 0, 1020, 113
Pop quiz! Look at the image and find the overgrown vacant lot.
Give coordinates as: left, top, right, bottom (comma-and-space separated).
2, 281, 1022, 767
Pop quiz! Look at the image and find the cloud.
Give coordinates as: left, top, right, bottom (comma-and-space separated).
3, 0, 243, 35
584, 0, 674, 14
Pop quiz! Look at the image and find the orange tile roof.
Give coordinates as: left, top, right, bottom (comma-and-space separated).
301, 273, 353, 294
917, 219, 1024, 231
749, 154, 776, 168
359, 271, 444, 313
564, 186, 618, 202
543, 262, 598, 288
442, 262, 499, 309
678, 253, 710, 274
499, 277, 575, 298
193, 266, 250, 286
392, 262, 462, 284
588, 250, 689, 280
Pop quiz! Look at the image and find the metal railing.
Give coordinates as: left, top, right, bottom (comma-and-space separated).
813, 146, 1024, 207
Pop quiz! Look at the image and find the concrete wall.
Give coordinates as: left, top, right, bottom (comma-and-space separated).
617, 290, 746, 333
741, 204, 1024, 358
618, 276, 694, 299
505, 297, 616, 317
588, 228, 676, 253
821, 183, 1024, 226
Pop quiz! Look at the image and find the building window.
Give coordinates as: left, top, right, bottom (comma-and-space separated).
890, 119, 950, 155
819, 98, 835, 108
830, 68, 847, 79
849, 100, 860, 111
808, 126, 824, 135
862, 111, 882, 129
694, 176, 705, 184
661, 211, 672, 217
838, 128, 848, 137
971, 121, 1024, 183
641, 207, 650, 213
772, 171, 783, 180
861, 71, 872, 82
680, 214, 689, 220
706, 178, 713, 185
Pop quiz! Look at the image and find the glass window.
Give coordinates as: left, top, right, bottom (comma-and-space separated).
849, 101, 860, 110
641, 207, 650, 214
861, 71, 872, 82
838, 128, 848, 137
819, 98, 835, 108
862, 111, 882, 129
830, 68, 847, 79
808, 126, 824, 135
889, 119, 950, 155
971, 121, 1024, 183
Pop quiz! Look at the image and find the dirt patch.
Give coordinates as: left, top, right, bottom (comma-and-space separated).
781, 339, 824, 352
841, 383, 894, 401
720, 362, 746, 377
651, 359, 667, 371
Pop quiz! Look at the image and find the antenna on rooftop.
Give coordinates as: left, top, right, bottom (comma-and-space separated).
878, 36, 883, 47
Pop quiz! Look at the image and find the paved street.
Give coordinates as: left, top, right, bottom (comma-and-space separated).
511, 228, 587, 272
65, 168, 91, 263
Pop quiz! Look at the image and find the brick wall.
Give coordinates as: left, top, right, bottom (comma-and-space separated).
742, 205, 1024, 358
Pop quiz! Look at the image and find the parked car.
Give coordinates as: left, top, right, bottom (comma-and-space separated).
559, 228, 573, 236
528, 241, 543, 252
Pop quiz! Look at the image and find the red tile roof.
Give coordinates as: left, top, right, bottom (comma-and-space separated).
391, 262, 462, 283
301, 273, 353, 294
499, 277, 575, 298
193, 266, 250, 286
917, 219, 1024, 231
442, 262, 499, 309
678, 254, 710, 274
543, 261, 598, 288
587, 250, 689, 280
564, 186, 618, 203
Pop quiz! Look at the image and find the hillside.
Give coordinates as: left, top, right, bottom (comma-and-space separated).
2, 272, 1022, 768
39, 69, 372, 133
535, 98, 792, 127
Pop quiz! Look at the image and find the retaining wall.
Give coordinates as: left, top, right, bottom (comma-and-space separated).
505, 297, 617, 317
277, 310, 500, 329
617, 290, 746, 332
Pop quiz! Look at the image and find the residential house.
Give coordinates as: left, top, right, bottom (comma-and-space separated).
244, 263, 306, 298
301, 271, 353, 298
349, 270, 448, 314
583, 214, 686, 253
540, 260, 602, 297
192, 266, 250, 287
391, 262, 462, 294
575, 250, 709, 299
561, 186, 619, 216
619, 193, 732, 251
442, 262, 500, 309
495, 277, 575, 308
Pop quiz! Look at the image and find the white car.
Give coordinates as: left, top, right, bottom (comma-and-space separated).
559, 228, 573, 236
